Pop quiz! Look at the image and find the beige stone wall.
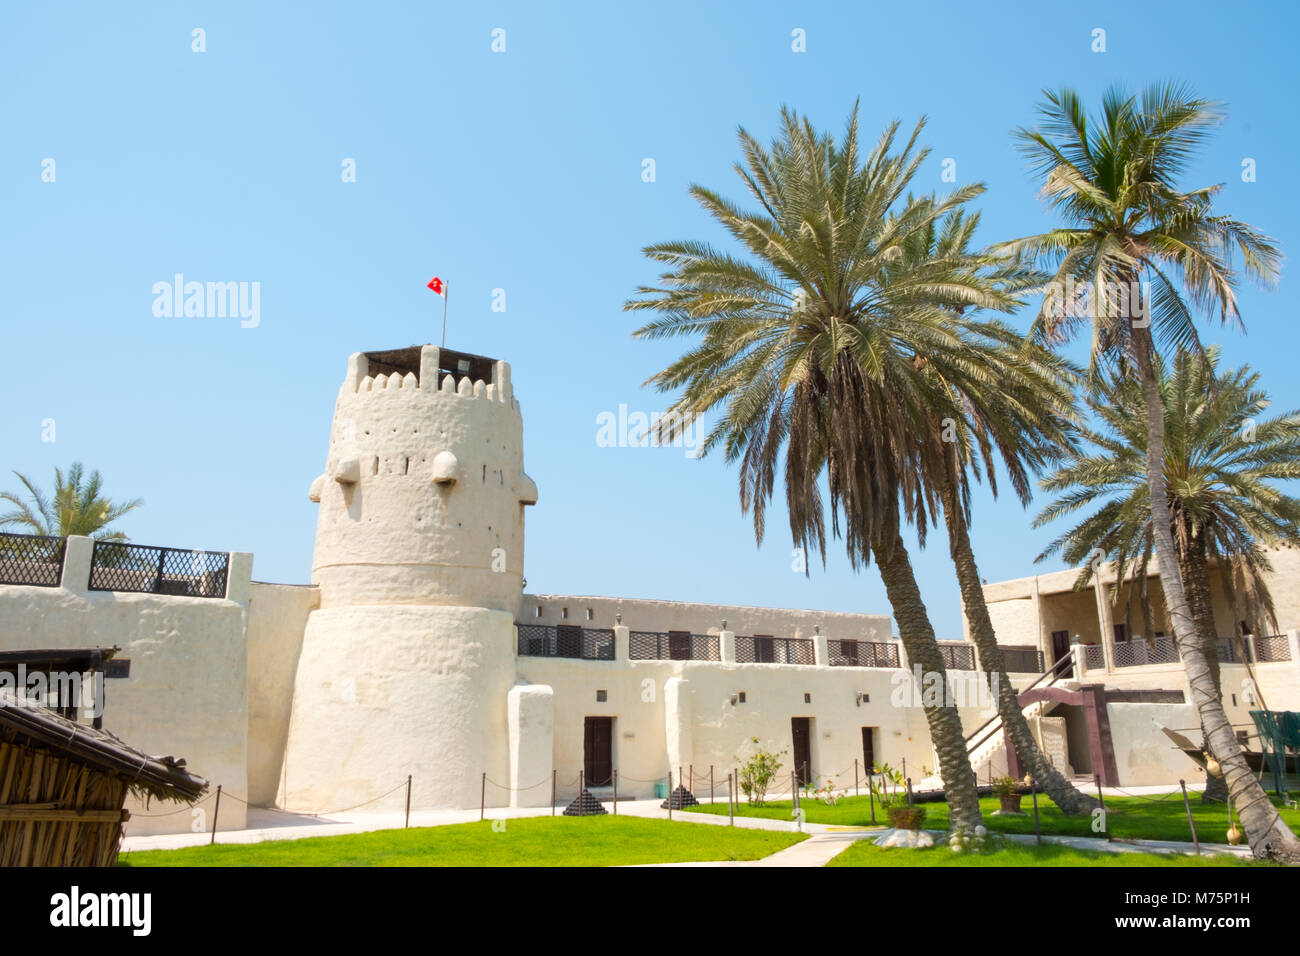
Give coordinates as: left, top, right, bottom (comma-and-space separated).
245, 581, 318, 806
516, 654, 1008, 800
520, 593, 892, 642
0, 558, 250, 836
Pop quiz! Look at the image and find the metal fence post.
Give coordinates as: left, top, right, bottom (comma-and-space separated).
579, 770, 585, 817
613, 769, 618, 816
551, 768, 556, 816
728, 773, 734, 826
1179, 779, 1200, 854
405, 774, 411, 828
667, 769, 673, 821
480, 772, 486, 821
209, 785, 222, 845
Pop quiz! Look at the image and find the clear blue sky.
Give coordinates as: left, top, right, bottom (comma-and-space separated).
3, 1, 1297, 639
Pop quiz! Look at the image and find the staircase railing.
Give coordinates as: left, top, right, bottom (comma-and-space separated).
964, 653, 1076, 758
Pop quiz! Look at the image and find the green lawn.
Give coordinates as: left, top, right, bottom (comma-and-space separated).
120, 816, 807, 867
685, 792, 1300, 844
827, 840, 1271, 867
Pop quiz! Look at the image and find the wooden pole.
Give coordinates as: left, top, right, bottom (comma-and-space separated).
1094, 773, 1106, 819
906, 777, 913, 807
613, 769, 618, 816
209, 785, 222, 845
667, 769, 673, 821
440, 281, 449, 348
480, 772, 486, 821
579, 770, 585, 817
1179, 779, 1200, 855
854, 758, 859, 797
710, 765, 714, 805
728, 773, 734, 826
405, 774, 411, 829
1031, 780, 1041, 845
551, 769, 556, 816
868, 772, 876, 825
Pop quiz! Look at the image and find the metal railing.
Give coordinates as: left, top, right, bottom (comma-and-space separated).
88, 541, 230, 598
1253, 634, 1292, 663
937, 643, 976, 670
1112, 636, 1180, 668
996, 646, 1044, 674
964, 653, 1076, 756
516, 624, 615, 661
827, 639, 900, 668
735, 635, 815, 665
1217, 639, 1243, 663
0, 532, 66, 587
628, 631, 720, 661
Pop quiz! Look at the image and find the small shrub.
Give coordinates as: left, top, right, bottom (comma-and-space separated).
736, 737, 786, 806
887, 805, 926, 830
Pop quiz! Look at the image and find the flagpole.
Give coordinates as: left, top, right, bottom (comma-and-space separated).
440, 281, 448, 348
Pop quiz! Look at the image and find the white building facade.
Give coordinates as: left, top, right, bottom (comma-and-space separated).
2, 343, 1296, 834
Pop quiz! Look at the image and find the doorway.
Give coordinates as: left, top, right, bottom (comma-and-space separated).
791, 717, 812, 785
584, 716, 613, 786
1050, 630, 1073, 678
861, 727, 877, 773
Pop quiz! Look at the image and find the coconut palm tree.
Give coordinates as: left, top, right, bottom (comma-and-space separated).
625, 104, 1021, 833
1035, 347, 1300, 802
0, 463, 142, 540
998, 82, 1299, 860
889, 210, 1098, 813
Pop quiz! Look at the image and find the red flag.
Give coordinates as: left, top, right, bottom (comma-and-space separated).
426, 276, 445, 296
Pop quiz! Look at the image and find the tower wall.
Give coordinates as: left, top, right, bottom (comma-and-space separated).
309, 346, 535, 612
282, 345, 535, 811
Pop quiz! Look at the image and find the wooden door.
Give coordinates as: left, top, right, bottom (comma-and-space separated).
861, 727, 876, 773
791, 717, 811, 785
1050, 630, 1073, 678
668, 630, 692, 660
584, 716, 613, 786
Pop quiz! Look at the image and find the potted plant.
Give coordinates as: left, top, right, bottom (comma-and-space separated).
992, 775, 1022, 814
886, 804, 927, 830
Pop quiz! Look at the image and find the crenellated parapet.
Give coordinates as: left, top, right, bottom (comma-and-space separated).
307, 344, 537, 612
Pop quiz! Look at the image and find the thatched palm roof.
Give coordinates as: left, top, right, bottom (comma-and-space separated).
0, 690, 207, 803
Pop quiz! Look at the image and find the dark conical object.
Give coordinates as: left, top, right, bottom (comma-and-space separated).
660, 785, 699, 809
562, 788, 609, 816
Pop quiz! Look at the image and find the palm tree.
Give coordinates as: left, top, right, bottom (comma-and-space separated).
891, 210, 1098, 813
0, 463, 142, 540
1035, 347, 1300, 802
998, 82, 1300, 860
625, 104, 1018, 833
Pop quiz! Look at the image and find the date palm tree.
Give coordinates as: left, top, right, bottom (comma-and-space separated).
0, 462, 141, 540
998, 82, 1299, 859
1035, 347, 1300, 802
625, 104, 999, 832
893, 210, 1098, 813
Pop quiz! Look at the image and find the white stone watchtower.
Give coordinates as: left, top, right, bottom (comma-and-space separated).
281, 345, 537, 810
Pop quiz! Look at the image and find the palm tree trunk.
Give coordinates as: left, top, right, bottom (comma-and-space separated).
1177, 534, 1230, 804
937, 464, 1098, 815
872, 509, 983, 833
1133, 328, 1300, 861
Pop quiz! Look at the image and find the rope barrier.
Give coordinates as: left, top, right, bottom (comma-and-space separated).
304, 780, 409, 817
483, 775, 550, 792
